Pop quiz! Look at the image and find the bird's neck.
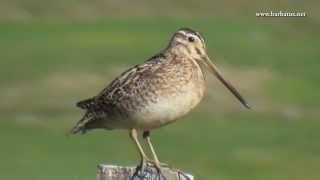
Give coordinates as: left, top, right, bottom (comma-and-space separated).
164, 44, 193, 59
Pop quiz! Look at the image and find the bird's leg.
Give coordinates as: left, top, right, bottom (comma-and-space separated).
143, 131, 191, 179
143, 131, 169, 168
143, 131, 170, 179
130, 129, 150, 175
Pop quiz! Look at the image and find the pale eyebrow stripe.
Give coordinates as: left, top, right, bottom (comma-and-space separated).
177, 30, 187, 35
177, 30, 204, 44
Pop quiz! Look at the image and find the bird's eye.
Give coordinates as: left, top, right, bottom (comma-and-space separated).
188, 36, 195, 42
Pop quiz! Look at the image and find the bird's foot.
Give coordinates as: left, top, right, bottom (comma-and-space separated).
150, 161, 167, 180
133, 159, 168, 179
151, 161, 191, 180
154, 161, 170, 168
134, 160, 190, 180
133, 158, 153, 178
146, 160, 170, 169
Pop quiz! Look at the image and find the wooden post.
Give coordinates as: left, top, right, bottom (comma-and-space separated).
97, 164, 194, 180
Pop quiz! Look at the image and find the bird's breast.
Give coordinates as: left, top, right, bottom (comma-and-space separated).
131, 58, 206, 130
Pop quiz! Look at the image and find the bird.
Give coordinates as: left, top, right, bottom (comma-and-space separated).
70, 28, 250, 175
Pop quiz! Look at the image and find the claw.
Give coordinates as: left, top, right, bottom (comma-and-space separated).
147, 160, 168, 180
134, 160, 189, 180
153, 162, 190, 180
135, 159, 149, 177
149, 160, 171, 169
153, 164, 167, 180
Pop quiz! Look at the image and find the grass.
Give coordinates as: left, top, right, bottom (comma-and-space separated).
0, 18, 319, 180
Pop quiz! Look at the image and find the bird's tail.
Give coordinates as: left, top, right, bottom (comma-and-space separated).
68, 113, 93, 135
69, 124, 86, 135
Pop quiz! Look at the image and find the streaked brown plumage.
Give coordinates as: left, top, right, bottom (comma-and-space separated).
70, 28, 250, 175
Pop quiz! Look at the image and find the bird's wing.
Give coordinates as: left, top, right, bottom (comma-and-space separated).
71, 54, 166, 133
95, 53, 166, 104
75, 53, 165, 111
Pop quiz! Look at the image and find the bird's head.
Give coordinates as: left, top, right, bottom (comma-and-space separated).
169, 28, 207, 60
169, 28, 251, 109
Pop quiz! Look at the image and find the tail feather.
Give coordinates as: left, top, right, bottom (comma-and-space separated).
69, 113, 93, 135
69, 124, 86, 135
76, 98, 95, 109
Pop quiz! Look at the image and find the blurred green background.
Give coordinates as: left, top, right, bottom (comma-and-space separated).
0, 1, 319, 180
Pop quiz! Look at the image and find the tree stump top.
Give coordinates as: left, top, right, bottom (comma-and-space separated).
97, 164, 194, 180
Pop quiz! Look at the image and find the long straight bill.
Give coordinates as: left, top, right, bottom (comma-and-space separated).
203, 56, 251, 109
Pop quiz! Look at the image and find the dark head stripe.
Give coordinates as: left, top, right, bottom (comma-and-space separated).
177, 28, 205, 44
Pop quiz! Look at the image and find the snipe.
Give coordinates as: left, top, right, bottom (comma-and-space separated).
71, 28, 250, 176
